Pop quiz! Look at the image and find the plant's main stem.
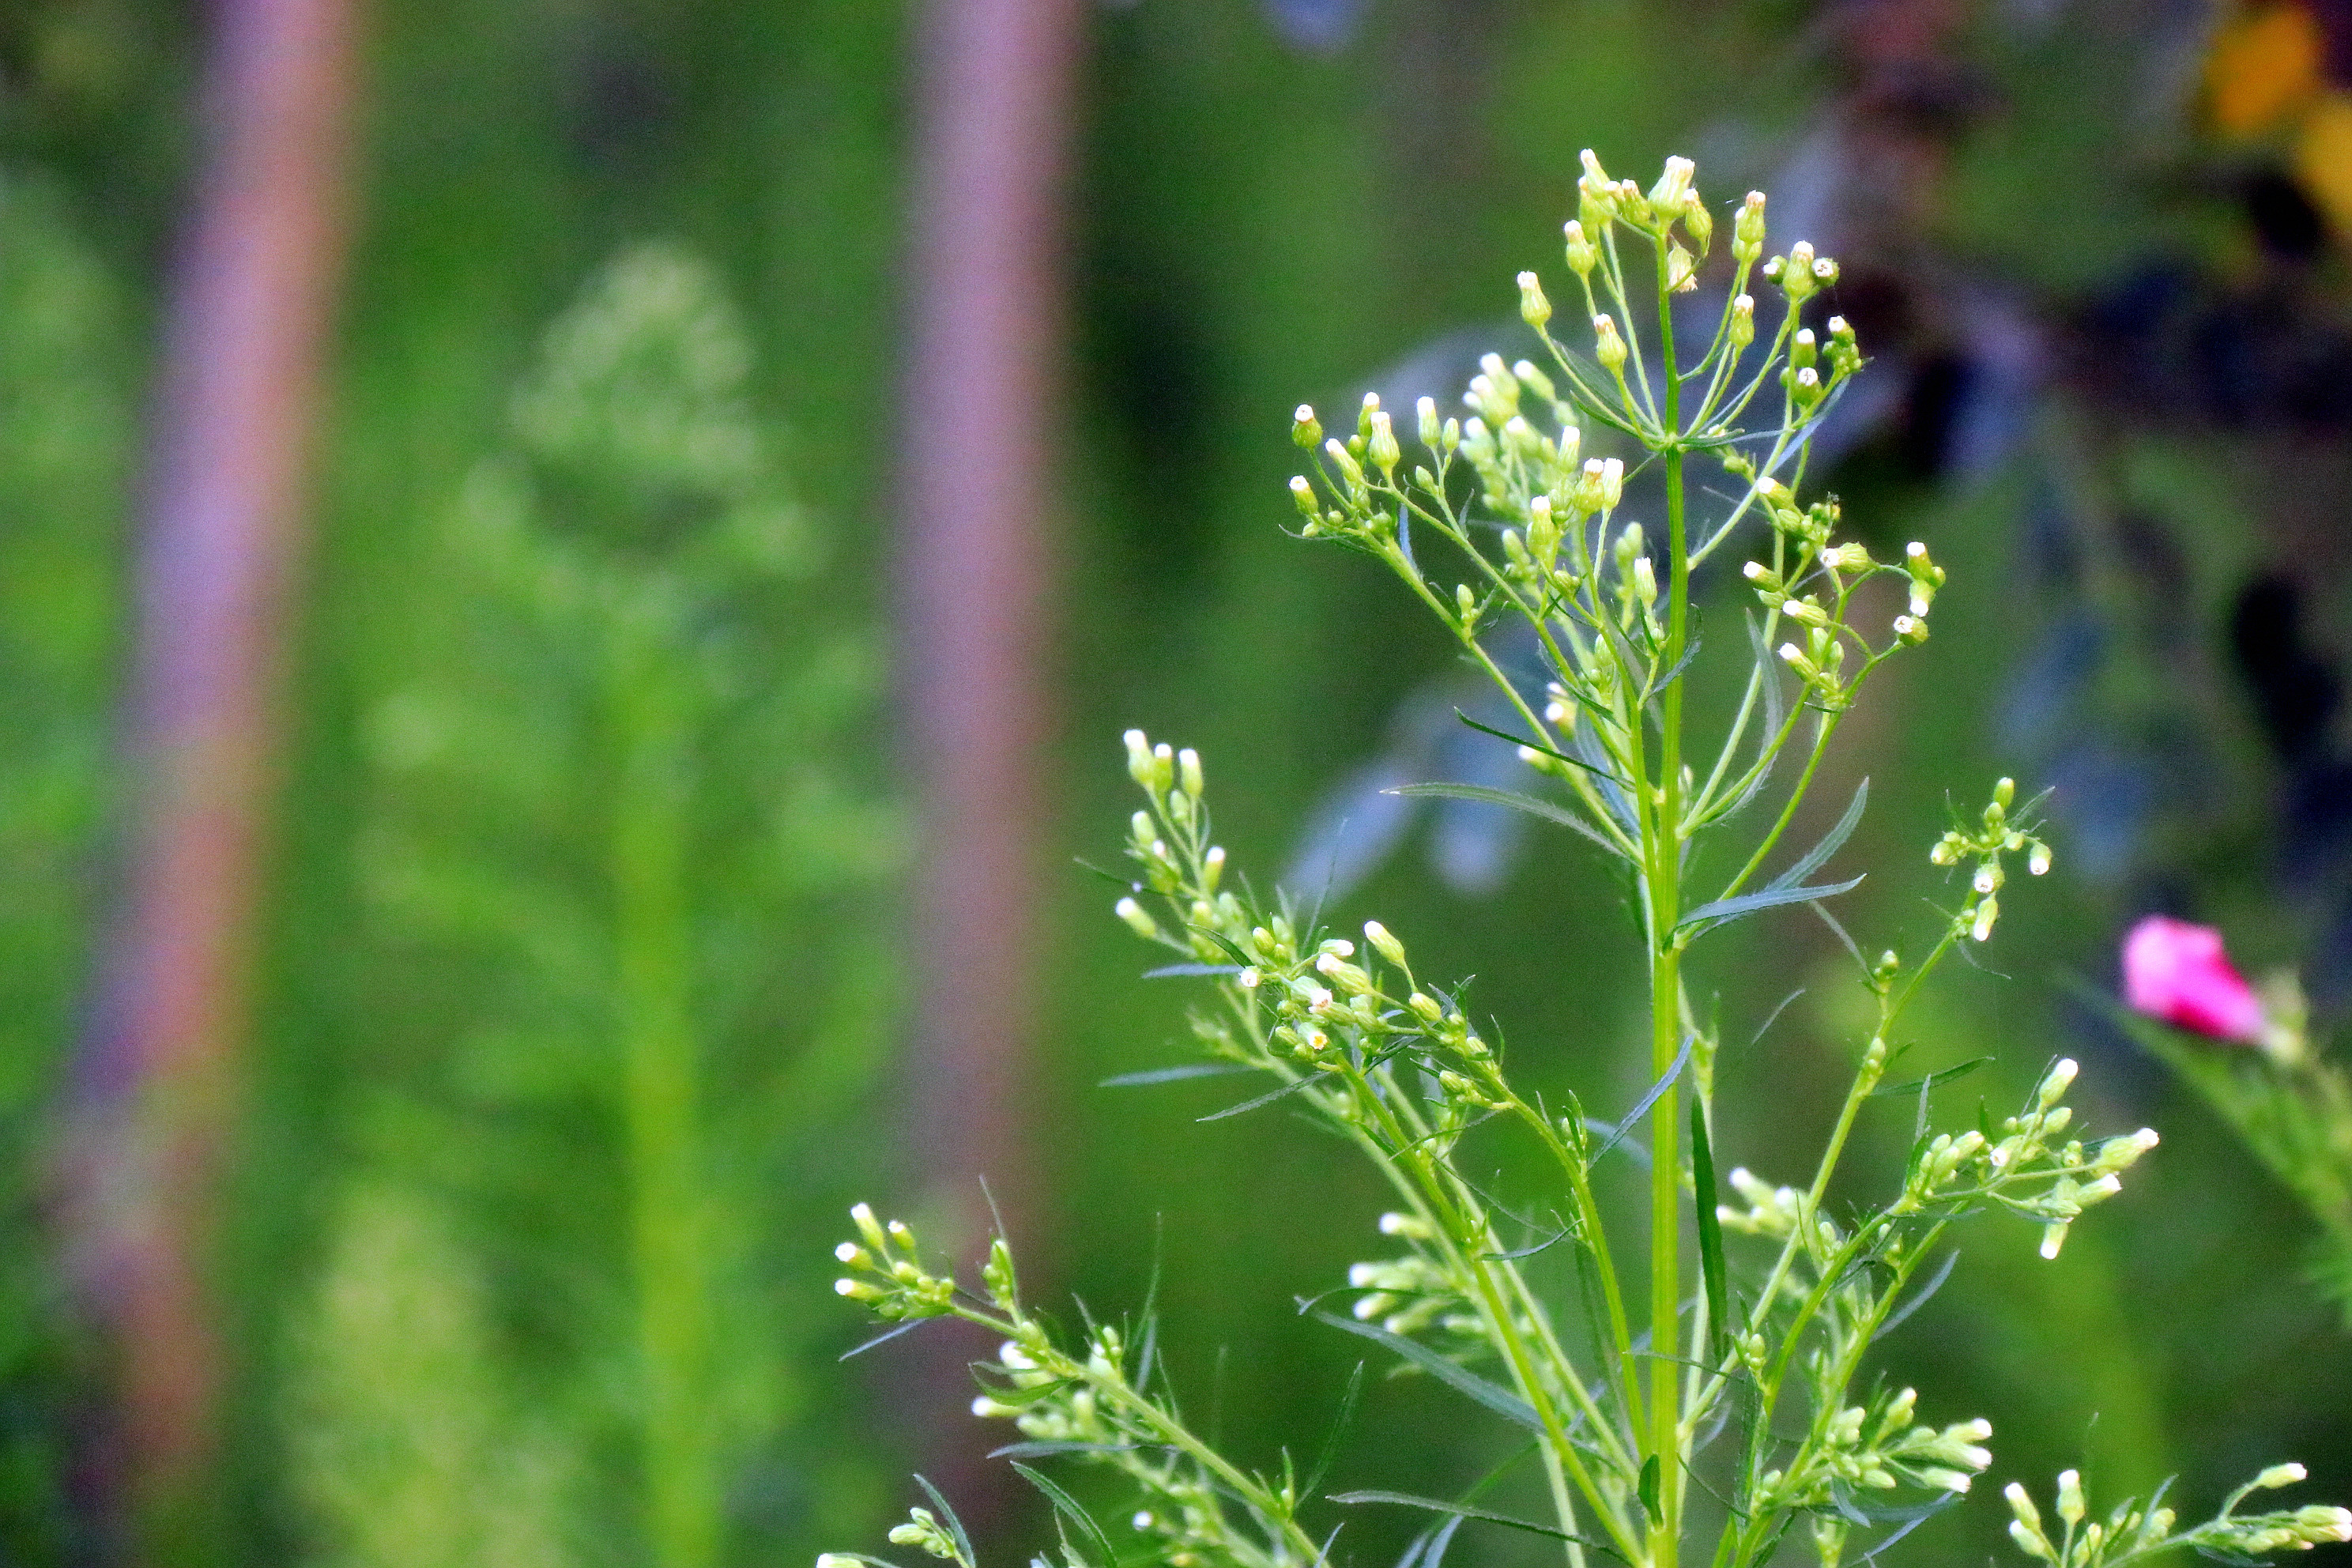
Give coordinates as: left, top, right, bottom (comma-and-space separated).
1647, 249, 1689, 1568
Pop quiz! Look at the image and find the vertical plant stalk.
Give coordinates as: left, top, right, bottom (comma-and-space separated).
899, 0, 1083, 1492
65, 0, 355, 1540
610, 605, 719, 1568
1647, 250, 1688, 1568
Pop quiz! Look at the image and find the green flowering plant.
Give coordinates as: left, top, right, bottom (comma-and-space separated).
826, 153, 2352, 1568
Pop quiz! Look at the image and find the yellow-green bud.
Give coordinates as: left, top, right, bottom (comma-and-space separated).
1367, 410, 1400, 477
1592, 313, 1627, 372
1517, 270, 1552, 328
1734, 190, 1766, 255
1728, 292, 1755, 349
1292, 404, 1321, 449
1562, 219, 1597, 277
1665, 241, 1697, 293
1681, 189, 1713, 250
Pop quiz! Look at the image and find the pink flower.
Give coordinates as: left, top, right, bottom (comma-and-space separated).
2122, 915, 2267, 1044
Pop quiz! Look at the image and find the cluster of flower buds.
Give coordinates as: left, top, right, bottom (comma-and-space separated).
1776, 624, 1850, 707
1902, 539, 1946, 617
1771, 1387, 1992, 1506
2005, 1464, 2352, 1568
1116, 730, 1245, 961
1761, 238, 1841, 305
1892, 1057, 2159, 1259
1572, 149, 1713, 270
832, 1204, 956, 1320
1345, 1252, 1457, 1336
1716, 1165, 1814, 1242
885, 1508, 968, 1565
1928, 777, 2052, 943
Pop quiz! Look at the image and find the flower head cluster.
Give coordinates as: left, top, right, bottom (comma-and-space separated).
831, 1204, 955, 1320
1928, 777, 2052, 942
1758, 1385, 1992, 1510
2005, 1464, 2351, 1568
1890, 1057, 2158, 1259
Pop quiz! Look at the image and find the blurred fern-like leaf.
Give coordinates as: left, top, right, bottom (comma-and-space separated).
291, 242, 903, 1568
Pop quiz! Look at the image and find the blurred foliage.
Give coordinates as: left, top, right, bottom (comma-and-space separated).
0, 0, 2343, 1566
0, 170, 131, 1561
280, 242, 903, 1568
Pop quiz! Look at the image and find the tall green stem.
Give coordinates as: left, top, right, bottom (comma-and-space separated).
1646, 245, 1688, 1568
612, 606, 719, 1568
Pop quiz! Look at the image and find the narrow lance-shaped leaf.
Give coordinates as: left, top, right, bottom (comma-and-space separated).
1765, 777, 1867, 891
1011, 1461, 1122, 1568
1388, 782, 1628, 859
1678, 873, 1864, 936
1329, 1491, 1600, 1547
1591, 1033, 1693, 1165
1690, 1094, 1730, 1366
1299, 1361, 1366, 1499
1309, 1311, 1543, 1433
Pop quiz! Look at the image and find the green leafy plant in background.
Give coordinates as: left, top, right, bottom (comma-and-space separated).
0, 175, 132, 1565
824, 156, 2352, 1568
285, 243, 903, 1568
2103, 980, 2352, 1328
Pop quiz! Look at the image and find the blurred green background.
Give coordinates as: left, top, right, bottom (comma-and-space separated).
0, 0, 2350, 1564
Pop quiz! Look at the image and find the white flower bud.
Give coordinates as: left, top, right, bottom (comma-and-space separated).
1647, 154, 1695, 219
1178, 747, 1204, 797
1367, 410, 1400, 476
1563, 219, 1597, 277
1593, 313, 1628, 372
1735, 190, 1766, 253
1517, 270, 1553, 328
1416, 395, 1440, 447
1116, 897, 1159, 939
1728, 292, 1755, 349
2057, 1470, 2086, 1526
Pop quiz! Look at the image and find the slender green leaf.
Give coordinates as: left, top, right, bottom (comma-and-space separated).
1875, 1247, 1958, 1339
1388, 782, 1626, 858
839, 1317, 932, 1360
1012, 1461, 1121, 1568
1197, 1074, 1320, 1122
1690, 1095, 1730, 1364
1679, 874, 1864, 934
915, 1476, 978, 1568
1644, 628, 1704, 701
1309, 1311, 1542, 1432
1449, 710, 1631, 786
1868, 1057, 1992, 1099
1300, 1362, 1366, 1498
1140, 963, 1244, 979
1638, 1455, 1663, 1525
1767, 778, 1868, 891
1329, 1492, 1594, 1545
1592, 1035, 1693, 1165
1099, 1062, 1260, 1088
1395, 1513, 1466, 1568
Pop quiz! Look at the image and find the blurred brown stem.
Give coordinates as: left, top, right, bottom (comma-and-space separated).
899, 0, 1084, 1509
66, 0, 355, 1546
